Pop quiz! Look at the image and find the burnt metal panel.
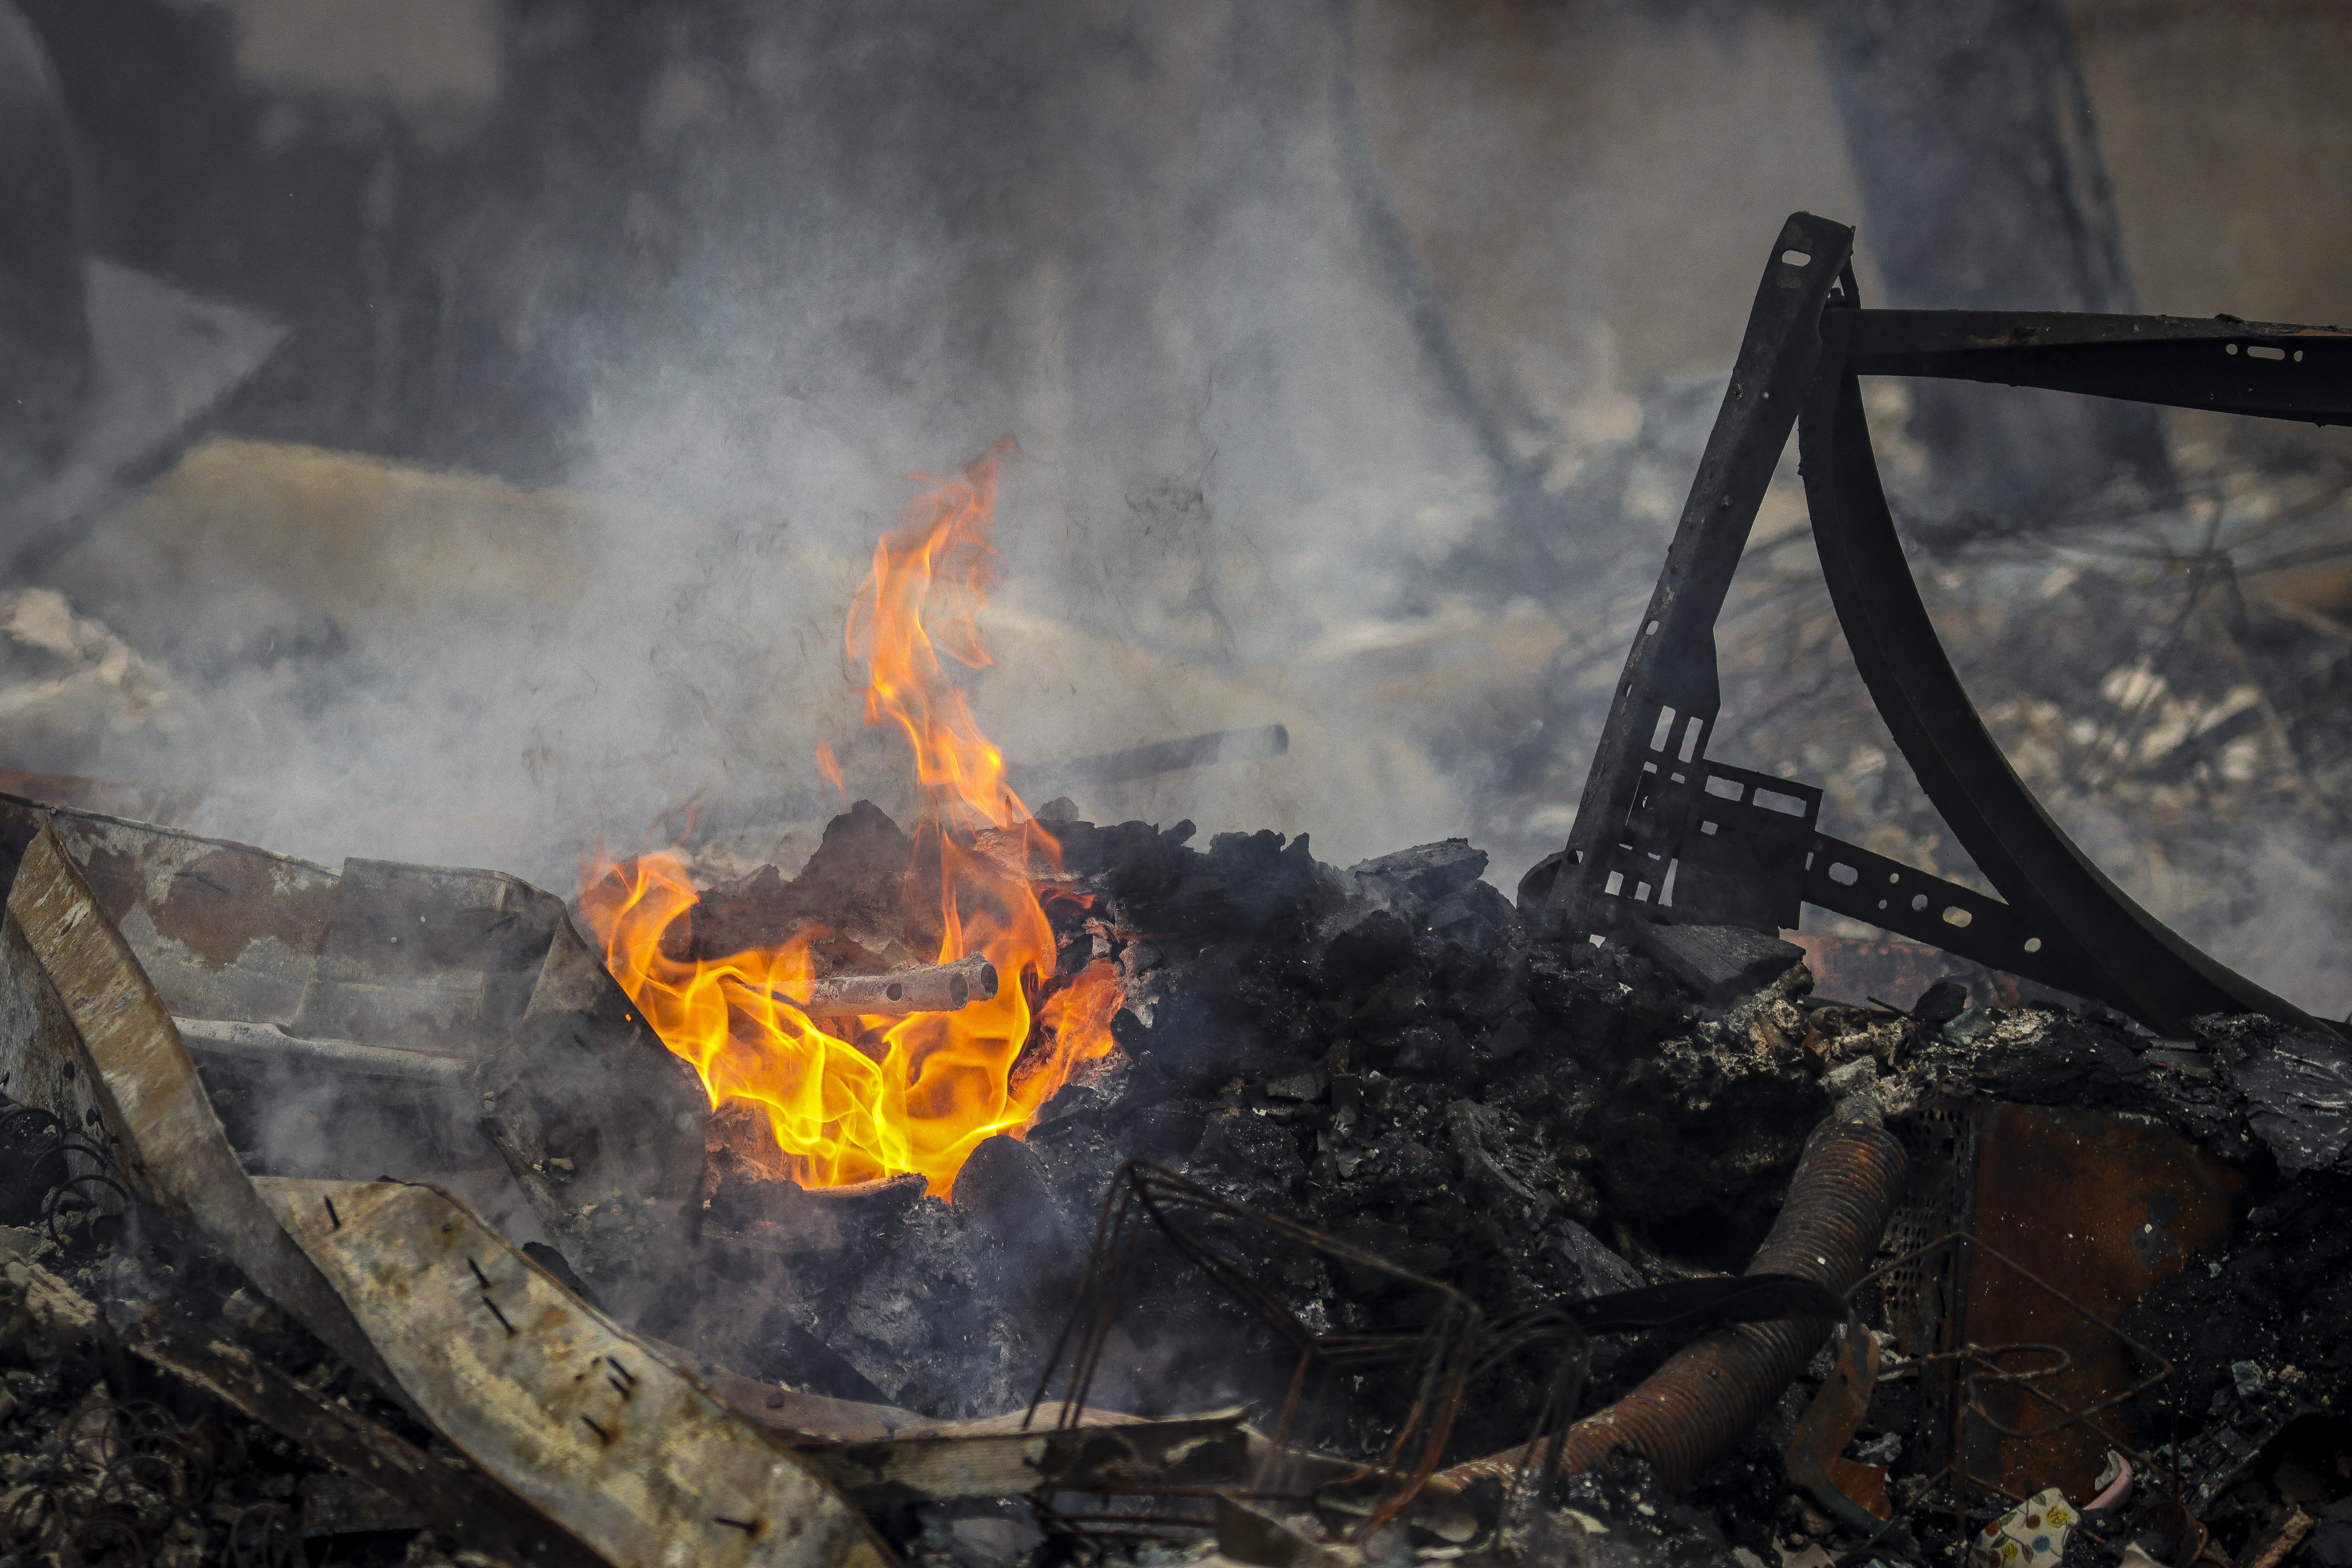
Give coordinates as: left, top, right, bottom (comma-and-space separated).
1546, 212, 1856, 936
1944, 1105, 2239, 1500
291, 858, 566, 1051
1802, 313, 2322, 1032
1, 823, 400, 1398
1533, 212, 2352, 1037
1843, 311, 2352, 424
44, 808, 340, 1027
259, 1177, 897, 1568
1663, 763, 1820, 931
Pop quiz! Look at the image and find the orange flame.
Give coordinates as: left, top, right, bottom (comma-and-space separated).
582, 441, 1122, 1195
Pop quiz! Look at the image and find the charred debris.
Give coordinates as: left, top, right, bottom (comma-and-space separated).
0, 215, 2350, 1568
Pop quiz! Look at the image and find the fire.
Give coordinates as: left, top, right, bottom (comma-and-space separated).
581, 441, 1124, 1195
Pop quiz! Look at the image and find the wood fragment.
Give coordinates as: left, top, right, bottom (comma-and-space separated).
260, 1177, 897, 1568
2242, 1508, 2314, 1568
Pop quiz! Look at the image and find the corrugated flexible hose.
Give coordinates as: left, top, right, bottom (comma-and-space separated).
1446, 1107, 1909, 1491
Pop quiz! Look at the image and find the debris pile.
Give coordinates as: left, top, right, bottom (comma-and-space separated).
4, 210, 2350, 1568
0, 784, 2344, 1568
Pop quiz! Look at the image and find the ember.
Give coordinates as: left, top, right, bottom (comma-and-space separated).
582, 442, 1122, 1194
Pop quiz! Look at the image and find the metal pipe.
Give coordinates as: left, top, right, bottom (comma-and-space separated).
789, 955, 1001, 1018
1444, 1106, 1908, 1491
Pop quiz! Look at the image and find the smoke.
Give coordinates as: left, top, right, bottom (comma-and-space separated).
8, 0, 2349, 1027
6, 2, 1873, 889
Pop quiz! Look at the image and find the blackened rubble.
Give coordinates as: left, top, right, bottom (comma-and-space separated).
678, 799, 2352, 1564
682, 806, 1834, 1433
6, 797, 2352, 1568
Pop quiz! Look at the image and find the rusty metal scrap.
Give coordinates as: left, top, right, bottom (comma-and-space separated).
1896, 1104, 2239, 1503
1448, 1109, 1909, 1491
1784, 1323, 1895, 1533
260, 1176, 896, 1568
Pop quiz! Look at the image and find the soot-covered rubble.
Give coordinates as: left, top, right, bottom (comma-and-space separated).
664, 798, 2352, 1568
4, 796, 2352, 1568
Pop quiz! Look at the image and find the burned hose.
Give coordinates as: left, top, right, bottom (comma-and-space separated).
1446, 1106, 1908, 1491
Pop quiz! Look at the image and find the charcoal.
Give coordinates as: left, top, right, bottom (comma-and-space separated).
1954, 1006, 2159, 1110
953, 1133, 1078, 1267
689, 798, 924, 965
2118, 1169, 2352, 1429
2207, 1015, 2352, 1173
1392, 1020, 1466, 1075
1189, 1110, 1308, 1202
1264, 1063, 1327, 1102
2312, 1498, 2352, 1568
1581, 1019, 1829, 1269
1120, 1100, 1211, 1163
812, 1197, 1025, 1418
705, 1162, 928, 1275
757, 1302, 902, 1406
1447, 1099, 1594, 1226
1628, 921, 1805, 1006
1911, 977, 1969, 1025
1417, 879, 1522, 971
1321, 909, 1416, 990
1552, 1219, 1646, 1298
1349, 840, 1489, 921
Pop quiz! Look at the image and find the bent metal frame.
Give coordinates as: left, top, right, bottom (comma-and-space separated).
1530, 212, 2352, 1038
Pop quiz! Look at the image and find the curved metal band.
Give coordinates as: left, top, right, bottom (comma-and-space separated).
1800, 309, 2326, 1037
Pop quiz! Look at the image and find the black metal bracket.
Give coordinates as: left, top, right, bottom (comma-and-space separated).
1531, 212, 2352, 1037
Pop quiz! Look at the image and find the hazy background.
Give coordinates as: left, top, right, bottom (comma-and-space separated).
9, 0, 2352, 1009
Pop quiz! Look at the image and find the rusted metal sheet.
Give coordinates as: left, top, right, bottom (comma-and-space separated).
0, 823, 397, 1394
258, 1177, 896, 1568
44, 808, 340, 1027
1786, 1325, 1891, 1529
1954, 1103, 2242, 1500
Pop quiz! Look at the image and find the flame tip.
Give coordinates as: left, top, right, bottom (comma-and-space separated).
582, 441, 1118, 1191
